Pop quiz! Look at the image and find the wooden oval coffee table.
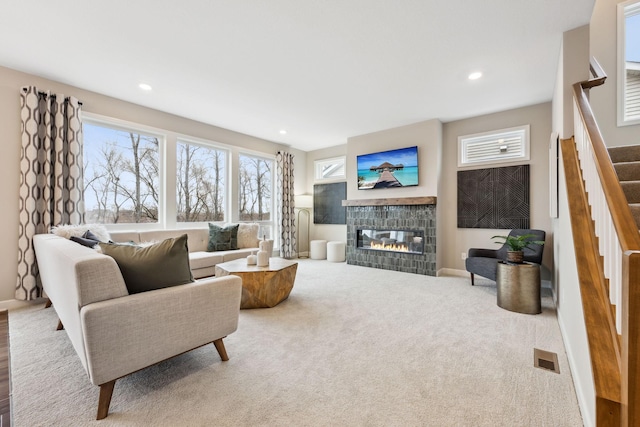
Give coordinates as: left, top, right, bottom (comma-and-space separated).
214, 258, 298, 309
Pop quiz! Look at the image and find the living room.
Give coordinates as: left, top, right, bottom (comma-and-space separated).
0, 0, 638, 425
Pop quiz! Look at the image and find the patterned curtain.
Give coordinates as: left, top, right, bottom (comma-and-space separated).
276, 151, 296, 259
17, 86, 84, 300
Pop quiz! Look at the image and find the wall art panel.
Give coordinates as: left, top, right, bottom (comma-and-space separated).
457, 165, 529, 229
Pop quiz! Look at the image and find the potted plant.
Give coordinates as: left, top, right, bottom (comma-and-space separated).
492, 234, 545, 264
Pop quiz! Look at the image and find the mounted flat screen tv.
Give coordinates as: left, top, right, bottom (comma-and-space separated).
357, 146, 419, 190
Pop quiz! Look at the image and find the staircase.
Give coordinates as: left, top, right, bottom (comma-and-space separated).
608, 145, 640, 228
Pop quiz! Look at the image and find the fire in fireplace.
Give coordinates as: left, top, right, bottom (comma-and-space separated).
356, 229, 424, 255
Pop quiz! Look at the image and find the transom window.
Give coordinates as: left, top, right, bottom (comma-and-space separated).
314, 156, 346, 181
458, 125, 530, 167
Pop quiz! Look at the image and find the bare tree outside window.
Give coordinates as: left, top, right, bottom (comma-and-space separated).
239, 154, 273, 223
83, 122, 159, 224
176, 142, 226, 222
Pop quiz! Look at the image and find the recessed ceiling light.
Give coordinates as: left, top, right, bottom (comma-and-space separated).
468, 72, 482, 80
138, 83, 152, 91
279, 129, 287, 135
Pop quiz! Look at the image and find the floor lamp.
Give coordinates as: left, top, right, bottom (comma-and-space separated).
295, 194, 313, 258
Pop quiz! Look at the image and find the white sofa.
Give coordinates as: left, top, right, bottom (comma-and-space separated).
109, 225, 262, 278
33, 233, 243, 419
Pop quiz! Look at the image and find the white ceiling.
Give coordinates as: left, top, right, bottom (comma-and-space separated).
0, 1, 594, 152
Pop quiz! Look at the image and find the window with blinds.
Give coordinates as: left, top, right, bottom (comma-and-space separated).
458, 125, 530, 167
618, 0, 640, 126
625, 67, 640, 121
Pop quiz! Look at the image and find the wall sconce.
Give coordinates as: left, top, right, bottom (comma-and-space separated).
294, 194, 313, 258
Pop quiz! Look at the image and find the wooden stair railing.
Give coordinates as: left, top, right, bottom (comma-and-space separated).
571, 57, 640, 426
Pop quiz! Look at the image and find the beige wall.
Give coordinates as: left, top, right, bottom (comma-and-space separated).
441, 103, 553, 278
304, 145, 348, 245
553, 25, 591, 139
590, 0, 640, 147
346, 119, 442, 267
309, 110, 552, 276
0, 65, 301, 302
304, 119, 443, 255
346, 119, 442, 201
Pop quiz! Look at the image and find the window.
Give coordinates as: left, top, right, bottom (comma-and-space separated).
83, 120, 161, 224
618, 1, 640, 125
314, 156, 346, 181
176, 141, 227, 222
83, 115, 276, 240
239, 154, 274, 239
458, 125, 530, 167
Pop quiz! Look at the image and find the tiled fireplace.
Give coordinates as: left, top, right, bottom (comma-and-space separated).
344, 197, 437, 276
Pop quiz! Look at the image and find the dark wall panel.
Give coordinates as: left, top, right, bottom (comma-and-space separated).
313, 182, 347, 224
457, 165, 529, 229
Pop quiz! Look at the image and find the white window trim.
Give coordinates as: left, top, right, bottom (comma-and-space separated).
314, 156, 346, 182
82, 113, 276, 234
617, 0, 640, 126
457, 125, 530, 168
83, 113, 167, 231
175, 136, 231, 227
237, 151, 276, 246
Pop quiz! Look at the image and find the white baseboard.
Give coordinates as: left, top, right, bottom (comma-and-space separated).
557, 314, 594, 427
0, 298, 45, 311
437, 268, 469, 277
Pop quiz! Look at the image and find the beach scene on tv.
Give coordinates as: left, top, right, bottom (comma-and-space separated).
357, 146, 419, 190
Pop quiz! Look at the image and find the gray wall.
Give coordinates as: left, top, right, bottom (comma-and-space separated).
0, 65, 302, 303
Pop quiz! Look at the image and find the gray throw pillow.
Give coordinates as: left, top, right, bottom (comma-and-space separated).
99, 234, 194, 294
207, 223, 239, 251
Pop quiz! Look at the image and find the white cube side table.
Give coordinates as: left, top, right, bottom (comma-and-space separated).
327, 241, 346, 262
310, 240, 327, 260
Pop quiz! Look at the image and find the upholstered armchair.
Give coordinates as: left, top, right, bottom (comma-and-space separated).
465, 229, 546, 285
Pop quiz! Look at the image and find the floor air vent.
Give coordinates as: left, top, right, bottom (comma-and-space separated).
534, 348, 560, 374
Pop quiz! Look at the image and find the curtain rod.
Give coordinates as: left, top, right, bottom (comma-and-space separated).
21, 86, 83, 106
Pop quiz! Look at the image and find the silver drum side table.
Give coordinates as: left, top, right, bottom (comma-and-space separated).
496, 262, 541, 314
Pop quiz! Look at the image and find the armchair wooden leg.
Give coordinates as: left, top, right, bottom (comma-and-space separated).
470, 273, 475, 286
97, 380, 116, 420
44, 298, 52, 309
213, 338, 229, 361
56, 319, 64, 331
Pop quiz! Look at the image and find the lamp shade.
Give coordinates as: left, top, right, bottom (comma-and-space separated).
295, 194, 313, 209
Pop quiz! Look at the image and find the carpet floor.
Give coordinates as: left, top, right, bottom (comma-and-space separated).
9, 260, 583, 426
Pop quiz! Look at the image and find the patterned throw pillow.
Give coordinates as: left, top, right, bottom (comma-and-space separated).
207, 223, 239, 252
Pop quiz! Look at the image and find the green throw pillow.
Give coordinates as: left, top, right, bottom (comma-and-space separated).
99, 234, 194, 294
207, 223, 239, 251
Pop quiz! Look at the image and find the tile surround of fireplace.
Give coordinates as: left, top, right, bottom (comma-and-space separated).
344, 197, 436, 276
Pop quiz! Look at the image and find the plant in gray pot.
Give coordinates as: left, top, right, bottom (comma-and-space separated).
492, 234, 545, 264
